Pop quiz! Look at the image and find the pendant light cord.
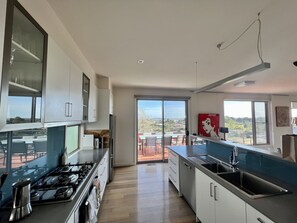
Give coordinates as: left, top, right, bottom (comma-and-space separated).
217, 12, 264, 63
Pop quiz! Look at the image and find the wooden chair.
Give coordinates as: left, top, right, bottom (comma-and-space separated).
143, 136, 157, 156
33, 140, 47, 158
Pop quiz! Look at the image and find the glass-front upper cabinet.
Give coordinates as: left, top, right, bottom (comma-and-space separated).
0, 0, 47, 131
82, 74, 90, 121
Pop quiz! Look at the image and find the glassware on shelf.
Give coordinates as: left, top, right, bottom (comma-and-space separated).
0, 1, 48, 126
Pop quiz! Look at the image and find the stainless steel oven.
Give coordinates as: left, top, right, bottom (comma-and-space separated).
79, 176, 100, 223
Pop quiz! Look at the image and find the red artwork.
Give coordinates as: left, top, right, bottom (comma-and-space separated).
198, 113, 220, 138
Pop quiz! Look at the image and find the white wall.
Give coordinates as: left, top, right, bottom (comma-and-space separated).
113, 87, 295, 166
270, 95, 291, 151
113, 87, 193, 166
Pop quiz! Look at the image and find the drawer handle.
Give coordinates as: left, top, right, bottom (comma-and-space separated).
257, 218, 265, 223
210, 182, 213, 197
169, 166, 176, 174
169, 159, 176, 166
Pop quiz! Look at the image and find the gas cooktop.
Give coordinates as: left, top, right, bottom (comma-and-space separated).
30, 162, 94, 205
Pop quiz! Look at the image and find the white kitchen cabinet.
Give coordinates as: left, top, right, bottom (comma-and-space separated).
195, 168, 215, 223
97, 151, 109, 208
88, 80, 97, 122
69, 60, 83, 121
168, 149, 180, 192
0, 0, 7, 88
66, 204, 80, 223
246, 203, 274, 223
66, 212, 75, 223
85, 88, 112, 130
45, 37, 82, 123
0, 1, 47, 131
195, 168, 246, 223
97, 89, 113, 127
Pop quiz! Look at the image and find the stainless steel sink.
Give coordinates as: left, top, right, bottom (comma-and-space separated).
218, 171, 289, 199
201, 162, 234, 173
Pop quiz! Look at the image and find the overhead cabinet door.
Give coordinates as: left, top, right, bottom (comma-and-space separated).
0, 0, 47, 131
88, 80, 97, 122
45, 37, 83, 123
44, 37, 69, 122
69, 60, 83, 121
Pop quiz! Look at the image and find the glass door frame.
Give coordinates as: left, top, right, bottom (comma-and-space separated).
135, 96, 189, 163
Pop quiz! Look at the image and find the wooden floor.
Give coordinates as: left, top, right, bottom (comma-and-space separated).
98, 163, 196, 223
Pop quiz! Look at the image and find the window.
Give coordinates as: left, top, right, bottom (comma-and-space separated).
65, 125, 79, 154
224, 100, 269, 145
137, 98, 188, 162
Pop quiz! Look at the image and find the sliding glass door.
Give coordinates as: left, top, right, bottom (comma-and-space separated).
137, 99, 187, 163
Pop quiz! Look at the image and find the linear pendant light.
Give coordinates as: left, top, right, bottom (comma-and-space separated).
193, 12, 270, 94
193, 62, 270, 93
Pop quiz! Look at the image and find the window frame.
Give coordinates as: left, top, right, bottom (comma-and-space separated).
224, 100, 270, 146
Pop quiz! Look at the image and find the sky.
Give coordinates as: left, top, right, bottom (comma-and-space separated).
224, 101, 267, 118
139, 100, 267, 119
7, 96, 41, 119
138, 100, 186, 119
224, 101, 252, 118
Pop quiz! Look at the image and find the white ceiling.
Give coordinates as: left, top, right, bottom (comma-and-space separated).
46, 0, 297, 94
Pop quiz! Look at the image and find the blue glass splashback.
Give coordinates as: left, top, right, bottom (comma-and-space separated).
0, 126, 65, 207
204, 140, 297, 186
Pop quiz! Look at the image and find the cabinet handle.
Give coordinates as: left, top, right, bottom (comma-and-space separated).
65, 102, 69, 117
65, 102, 72, 117
210, 182, 213, 197
214, 185, 217, 201
257, 218, 265, 223
69, 103, 73, 117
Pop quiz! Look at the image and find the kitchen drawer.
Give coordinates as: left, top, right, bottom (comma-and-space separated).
168, 157, 178, 170
246, 204, 274, 223
169, 150, 179, 164
168, 169, 179, 191
168, 150, 180, 191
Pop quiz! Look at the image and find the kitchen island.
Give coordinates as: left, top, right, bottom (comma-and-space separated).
169, 142, 297, 223
0, 148, 108, 223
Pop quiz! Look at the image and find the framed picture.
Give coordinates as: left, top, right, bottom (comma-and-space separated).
275, 106, 290, 127
198, 113, 220, 138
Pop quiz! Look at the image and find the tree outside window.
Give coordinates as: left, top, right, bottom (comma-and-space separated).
224, 101, 269, 145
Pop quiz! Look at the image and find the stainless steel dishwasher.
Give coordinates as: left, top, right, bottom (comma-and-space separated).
179, 157, 196, 213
